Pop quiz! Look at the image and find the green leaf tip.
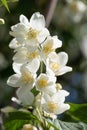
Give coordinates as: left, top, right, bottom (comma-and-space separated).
1, 0, 10, 12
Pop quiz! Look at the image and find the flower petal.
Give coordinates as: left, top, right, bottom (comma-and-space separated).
58, 52, 68, 66
54, 103, 70, 114
52, 36, 62, 48
56, 66, 72, 76
26, 58, 40, 73
38, 28, 50, 43
52, 90, 70, 103
48, 52, 58, 62
12, 62, 22, 74
13, 47, 27, 63
19, 14, 29, 26
11, 23, 27, 33
7, 74, 21, 87
16, 87, 34, 105
30, 12, 45, 30
9, 38, 20, 49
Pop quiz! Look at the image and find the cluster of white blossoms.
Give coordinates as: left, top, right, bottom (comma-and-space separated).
7, 12, 72, 116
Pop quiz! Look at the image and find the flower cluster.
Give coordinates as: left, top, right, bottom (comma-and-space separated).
7, 12, 72, 116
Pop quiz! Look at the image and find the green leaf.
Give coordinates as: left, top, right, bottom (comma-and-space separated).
5, 111, 40, 122
31, 87, 39, 96
0, 0, 18, 7
4, 111, 42, 130
58, 120, 87, 130
67, 103, 87, 123
46, 118, 59, 130
1, 0, 10, 12
7, 0, 19, 2
47, 119, 87, 130
5, 120, 29, 130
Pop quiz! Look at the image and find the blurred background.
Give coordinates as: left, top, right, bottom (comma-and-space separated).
0, 0, 87, 108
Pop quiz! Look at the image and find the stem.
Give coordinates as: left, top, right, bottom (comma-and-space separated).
40, 61, 43, 73
36, 107, 48, 130
36, 107, 43, 122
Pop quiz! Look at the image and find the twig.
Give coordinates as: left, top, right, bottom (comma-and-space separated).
45, 0, 58, 27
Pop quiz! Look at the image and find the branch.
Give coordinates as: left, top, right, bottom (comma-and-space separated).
45, 0, 58, 27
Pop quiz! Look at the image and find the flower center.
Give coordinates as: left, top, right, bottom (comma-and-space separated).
38, 79, 48, 88
50, 62, 60, 72
17, 42, 21, 45
22, 72, 33, 84
47, 102, 58, 112
43, 42, 54, 55
28, 27, 39, 40
27, 51, 39, 60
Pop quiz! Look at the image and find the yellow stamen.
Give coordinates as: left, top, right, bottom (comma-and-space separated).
43, 42, 55, 55
47, 102, 58, 112
38, 79, 48, 88
27, 51, 39, 60
28, 27, 39, 40
50, 62, 60, 72
22, 72, 33, 84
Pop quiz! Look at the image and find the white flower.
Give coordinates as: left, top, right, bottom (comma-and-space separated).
41, 90, 70, 114
7, 65, 35, 89
36, 73, 56, 95
13, 46, 40, 64
7, 59, 40, 89
69, 1, 86, 13
46, 52, 72, 76
10, 12, 49, 46
40, 36, 62, 62
22, 124, 37, 130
